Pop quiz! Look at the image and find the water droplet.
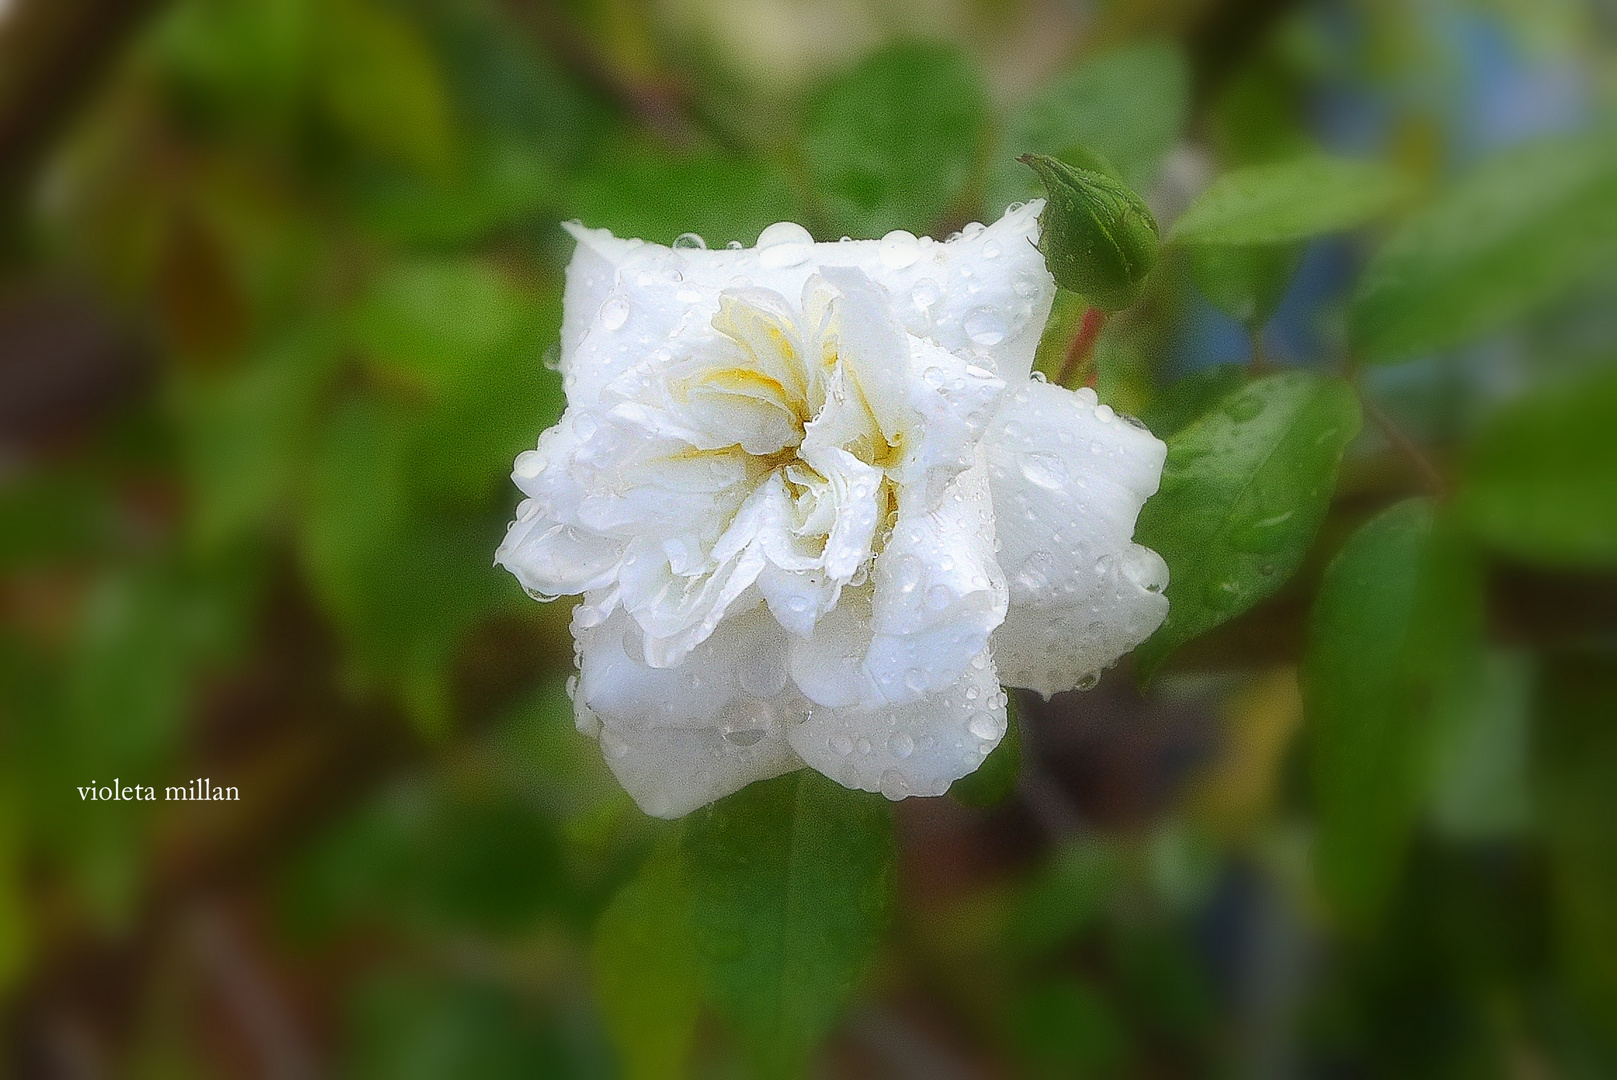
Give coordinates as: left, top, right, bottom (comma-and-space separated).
982, 239, 1001, 259
1013, 550, 1056, 594
964, 307, 1007, 346
879, 229, 921, 268
726, 239, 744, 250
968, 712, 1002, 740
599, 294, 630, 330
738, 647, 789, 697
673, 232, 707, 249
829, 733, 854, 756
514, 450, 544, 479
856, 738, 873, 755
961, 221, 986, 239
564, 674, 578, 701
1076, 671, 1101, 691
756, 221, 815, 267
903, 668, 927, 694
1230, 509, 1296, 553
1202, 579, 1243, 608
879, 768, 911, 800
1013, 272, 1039, 298
541, 342, 562, 371
1019, 451, 1068, 490
1120, 545, 1169, 593
911, 277, 942, 308
888, 732, 914, 759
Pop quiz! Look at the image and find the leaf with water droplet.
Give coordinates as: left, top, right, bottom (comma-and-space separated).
1134, 371, 1361, 677
1022, 153, 1159, 311
682, 772, 895, 1079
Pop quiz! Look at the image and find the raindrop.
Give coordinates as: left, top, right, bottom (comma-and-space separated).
982, 239, 1001, 259
673, 232, 707, 249
541, 343, 562, 371
599, 294, 630, 331
1013, 550, 1056, 594
911, 277, 942, 308
856, 738, 873, 755
726, 240, 744, 250
968, 712, 1002, 740
879, 230, 922, 268
829, 733, 854, 756
879, 769, 911, 800
514, 450, 544, 479
756, 221, 815, 267
888, 732, 915, 759
964, 307, 1007, 346
926, 584, 952, 612
903, 669, 927, 694
1075, 672, 1101, 691
1019, 451, 1068, 491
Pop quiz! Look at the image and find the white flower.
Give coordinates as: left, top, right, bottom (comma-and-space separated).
496, 203, 1169, 818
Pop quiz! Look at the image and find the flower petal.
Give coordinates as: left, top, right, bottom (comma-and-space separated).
787, 648, 1007, 800
983, 380, 1170, 697
573, 603, 806, 818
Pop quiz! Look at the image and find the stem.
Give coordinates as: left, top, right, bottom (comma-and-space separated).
1056, 306, 1107, 389
1361, 395, 1448, 499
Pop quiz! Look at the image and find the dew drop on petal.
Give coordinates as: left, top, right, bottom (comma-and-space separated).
829, 733, 854, 756
1019, 451, 1068, 490
879, 229, 922, 268
968, 712, 1002, 741
599, 294, 630, 330
964, 307, 1007, 346
514, 451, 544, 479
756, 221, 815, 267
600, 727, 630, 759
911, 277, 942, 308
888, 732, 914, 759
982, 239, 1001, 259
879, 768, 911, 800
673, 232, 707, 249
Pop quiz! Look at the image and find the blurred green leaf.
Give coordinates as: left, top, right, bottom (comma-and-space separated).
1305, 500, 1484, 925
1009, 837, 1124, 956
1456, 364, 1617, 568
802, 42, 987, 238
300, 399, 511, 732
318, 0, 455, 176
1170, 156, 1410, 245
987, 40, 1190, 213
1352, 134, 1617, 363
1009, 977, 1129, 1079
343, 970, 580, 1080
351, 258, 562, 503
682, 772, 894, 1078
283, 779, 563, 939
1188, 241, 1303, 329
1427, 650, 1531, 841
1135, 372, 1361, 676
1532, 650, 1617, 1043
593, 835, 700, 1080
570, 147, 799, 248
950, 693, 1021, 807
0, 794, 25, 993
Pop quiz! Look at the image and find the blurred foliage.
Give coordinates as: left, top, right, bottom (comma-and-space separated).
1, 0, 1615, 1076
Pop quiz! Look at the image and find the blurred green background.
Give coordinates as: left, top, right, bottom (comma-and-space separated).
1, 0, 1615, 1076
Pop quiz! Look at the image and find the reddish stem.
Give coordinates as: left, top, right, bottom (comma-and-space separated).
1057, 306, 1107, 389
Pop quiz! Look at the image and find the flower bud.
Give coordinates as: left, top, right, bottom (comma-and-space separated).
1021, 152, 1159, 312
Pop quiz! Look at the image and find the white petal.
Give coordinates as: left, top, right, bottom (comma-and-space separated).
495, 515, 622, 599
983, 380, 1170, 697
573, 604, 806, 818
559, 202, 1054, 392
788, 648, 1007, 800
868, 453, 1007, 705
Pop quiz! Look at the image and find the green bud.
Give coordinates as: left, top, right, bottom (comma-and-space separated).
1021, 152, 1160, 312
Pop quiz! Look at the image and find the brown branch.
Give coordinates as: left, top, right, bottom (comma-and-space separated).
1360, 394, 1449, 500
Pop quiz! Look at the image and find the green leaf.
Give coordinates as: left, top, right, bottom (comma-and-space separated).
1457, 364, 1617, 568
1134, 372, 1361, 675
950, 693, 1021, 807
1351, 133, 1617, 363
987, 40, 1190, 213
1187, 241, 1303, 328
1023, 153, 1159, 311
802, 42, 988, 238
682, 772, 895, 1078
1010, 978, 1129, 1079
1169, 156, 1410, 245
593, 835, 701, 1080
1533, 649, 1617, 1042
1304, 500, 1483, 925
